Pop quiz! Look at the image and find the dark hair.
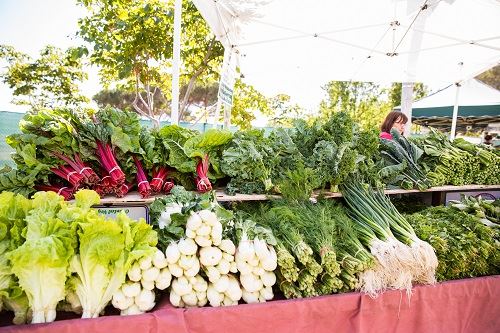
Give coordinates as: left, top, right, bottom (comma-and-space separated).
484, 134, 493, 141
381, 111, 408, 133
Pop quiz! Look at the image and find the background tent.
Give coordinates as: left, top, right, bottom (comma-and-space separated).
395, 79, 500, 131
193, 0, 500, 109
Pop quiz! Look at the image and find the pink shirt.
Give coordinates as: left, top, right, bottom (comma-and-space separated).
380, 132, 393, 140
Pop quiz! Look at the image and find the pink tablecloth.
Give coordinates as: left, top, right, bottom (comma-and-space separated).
1, 275, 499, 333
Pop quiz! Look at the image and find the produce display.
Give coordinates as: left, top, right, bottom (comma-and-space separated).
412, 128, 500, 186
1, 107, 497, 199
405, 203, 500, 282
0, 107, 499, 329
0, 189, 157, 324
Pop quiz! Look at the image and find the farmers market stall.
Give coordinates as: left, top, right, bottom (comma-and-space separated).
1, 275, 499, 333
0, 104, 499, 332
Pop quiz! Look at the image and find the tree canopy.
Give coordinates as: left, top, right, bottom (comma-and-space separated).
0, 45, 88, 109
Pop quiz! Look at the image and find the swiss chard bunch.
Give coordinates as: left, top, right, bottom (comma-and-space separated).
160, 125, 233, 193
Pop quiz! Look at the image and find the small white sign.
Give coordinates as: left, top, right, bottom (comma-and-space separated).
95, 205, 149, 223
218, 50, 237, 106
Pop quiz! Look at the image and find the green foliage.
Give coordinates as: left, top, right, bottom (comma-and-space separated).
406, 206, 500, 281
0, 45, 88, 109
387, 82, 428, 107
77, 0, 224, 122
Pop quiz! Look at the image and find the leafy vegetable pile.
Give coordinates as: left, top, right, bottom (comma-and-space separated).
1, 108, 232, 199
405, 205, 500, 282
379, 129, 431, 190
412, 128, 500, 186
0, 189, 157, 324
2, 107, 497, 199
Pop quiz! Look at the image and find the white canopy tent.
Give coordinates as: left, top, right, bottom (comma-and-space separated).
189, 0, 500, 130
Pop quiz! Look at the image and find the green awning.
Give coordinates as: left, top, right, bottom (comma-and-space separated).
412, 104, 500, 118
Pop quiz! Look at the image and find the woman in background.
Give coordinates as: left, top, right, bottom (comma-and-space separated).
380, 111, 408, 140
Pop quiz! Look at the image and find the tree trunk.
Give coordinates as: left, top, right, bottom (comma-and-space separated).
179, 37, 217, 121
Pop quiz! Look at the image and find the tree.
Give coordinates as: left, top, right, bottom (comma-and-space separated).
0, 45, 88, 109
387, 82, 428, 107
320, 81, 390, 129
230, 79, 271, 129
476, 65, 500, 90
267, 94, 305, 127
77, 0, 224, 125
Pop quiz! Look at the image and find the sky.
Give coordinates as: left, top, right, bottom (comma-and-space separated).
0, 0, 99, 112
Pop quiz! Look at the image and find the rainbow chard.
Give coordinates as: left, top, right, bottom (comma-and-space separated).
34, 184, 74, 200
53, 152, 100, 185
196, 155, 212, 193
133, 156, 151, 198
50, 165, 85, 189
150, 166, 169, 193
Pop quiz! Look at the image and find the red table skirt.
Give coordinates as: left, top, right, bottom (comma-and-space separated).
1, 275, 499, 333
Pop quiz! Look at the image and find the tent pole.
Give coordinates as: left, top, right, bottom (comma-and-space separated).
450, 82, 461, 141
171, 0, 182, 125
401, 82, 414, 136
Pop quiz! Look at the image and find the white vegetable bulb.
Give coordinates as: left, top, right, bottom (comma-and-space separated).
138, 256, 153, 270
184, 258, 201, 277
197, 296, 208, 307
178, 238, 198, 256
165, 242, 181, 264
261, 246, 278, 271
211, 220, 223, 240
186, 212, 203, 231
169, 290, 183, 307
212, 235, 222, 247
152, 249, 168, 269
236, 260, 253, 275
196, 224, 212, 237
193, 278, 208, 292
199, 246, 223, 267
254, 238, 270, 261
247, 256, 260, 267
260, 286, 274, 301
205, 266, 221, 283
178, 255, 196, 270
213, 275, 230, 293
112, 290, 134, 310
168, 262, 184, 278
242, 290, 259, 304
207, 285, 224, 307
198, 210, 218, 226
141, 279, 155, 291
172, 277, 193, 296
219, 239, 236, 255
122, 281, 142, 298
237, 240, 255, 261
240, 273, 263, 293
222, 295, 235, 306
143, 266, 160, 282
252, 266, 266, 276
127, 263, 142, 282
182, 293, 198, 307
225, 277, 243, 302
195, 235, 212, 247
261, 271, 277, 287
135, 289, 156, 312
229, 261, 238, 273
217, 258, 231, 275
222, 252, 234, 263
124, 304, 144, 316
185, 227, 197, 239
